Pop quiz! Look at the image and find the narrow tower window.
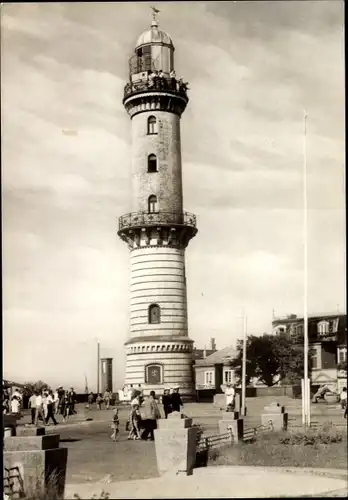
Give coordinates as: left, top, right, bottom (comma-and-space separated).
148, 304, 161, 324
147, 116, 157, 135
148, 154, 157, 173
148, 195, 158, 213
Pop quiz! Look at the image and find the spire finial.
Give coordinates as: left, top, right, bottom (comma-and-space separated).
151, 6, 160, 27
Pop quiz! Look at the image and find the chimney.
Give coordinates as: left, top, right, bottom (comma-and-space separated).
210, 337, 216, 351
203, 346, 207, 358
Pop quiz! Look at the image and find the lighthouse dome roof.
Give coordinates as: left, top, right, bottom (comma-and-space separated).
136, 20, 174, 48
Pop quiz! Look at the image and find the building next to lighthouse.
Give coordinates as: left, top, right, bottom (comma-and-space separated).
118, 13, 198, 398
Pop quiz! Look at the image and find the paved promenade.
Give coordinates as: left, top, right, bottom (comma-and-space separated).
64, 466, 348, 499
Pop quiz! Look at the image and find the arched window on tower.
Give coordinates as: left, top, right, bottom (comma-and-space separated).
147, 116, 157, 135
148, 195, 158, 213
148, 154, 157, 173
148, 304, 161, 324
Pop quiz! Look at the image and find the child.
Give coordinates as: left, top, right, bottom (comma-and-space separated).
96, 394, 103, 410
111, 408, 119, 441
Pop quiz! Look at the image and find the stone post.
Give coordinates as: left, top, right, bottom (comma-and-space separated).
154, 411, 197, 476
218, 412, 244, 443
4, 427, 68, 499
261, 402, 288, 431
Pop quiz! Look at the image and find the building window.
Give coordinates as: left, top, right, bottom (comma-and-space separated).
310, 346, 319, 369
147, 116, 157, 135
338, 347, 347, 364
295, 324, 304, 336
148, 154, 157, 173
102, 362, 106, 375
224, 370, 233, 384
318, 321, 329, 335
145, 364, 162, 384
204, 371, 214, 385
148, 195, 158, 213
148, 304, 160, 324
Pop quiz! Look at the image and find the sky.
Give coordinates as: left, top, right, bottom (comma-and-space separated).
2, 1, 345, 392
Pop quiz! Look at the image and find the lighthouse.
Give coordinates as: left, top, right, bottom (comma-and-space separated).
118, 11, 197, 398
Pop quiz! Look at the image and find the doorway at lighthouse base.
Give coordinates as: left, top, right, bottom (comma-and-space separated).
124, 336, 194, 397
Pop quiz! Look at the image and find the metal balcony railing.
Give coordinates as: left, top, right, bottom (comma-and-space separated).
118, 211, 196, 231
124, 76, 188, 100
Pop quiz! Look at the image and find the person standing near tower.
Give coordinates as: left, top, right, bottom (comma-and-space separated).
171, 386, 183, 413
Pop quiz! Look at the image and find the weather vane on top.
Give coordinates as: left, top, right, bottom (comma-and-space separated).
151, 6, 160, 22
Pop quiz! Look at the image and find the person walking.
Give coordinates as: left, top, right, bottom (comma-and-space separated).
53, 387, 61, 415
96, 394, 103, 410
61, 391, 70, 422
68, 388, 77, 414
45, 390, 58, 425
34, 391, 45, 426
104, 390, 111, 410
10, 395, 21, 415
141, 391, 161, 441
162, 389, 172, 419
111, 408, 120, 441
87, 392, 94, 410
128, 402, 142, 440
42, 391, 49, 421
171, 386, 183, 413
340, 387, 347, 418
28, 392, 37, 424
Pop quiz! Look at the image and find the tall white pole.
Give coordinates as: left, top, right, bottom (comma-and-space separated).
97, 341, 100, 395
303, 110, 310, 427
241, 312, 247, 416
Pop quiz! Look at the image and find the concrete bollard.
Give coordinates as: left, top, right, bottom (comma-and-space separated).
261, 402, 288, 431
4, 428, 68, 499
154, 411, 197, 476
218, 412, 244, 442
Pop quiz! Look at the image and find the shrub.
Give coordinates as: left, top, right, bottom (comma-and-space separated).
279, 430, 344, 445
73, 493, 110, 500
208, 448, 221, 462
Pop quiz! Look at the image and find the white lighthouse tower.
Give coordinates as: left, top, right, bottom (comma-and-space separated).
118, 11, 197, 398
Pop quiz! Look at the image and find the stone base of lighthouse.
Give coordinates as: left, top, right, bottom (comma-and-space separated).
125, 336, 194, 398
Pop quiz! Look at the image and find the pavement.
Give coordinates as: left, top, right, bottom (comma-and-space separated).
64, 466, 348, 499
14, 400, 347, 498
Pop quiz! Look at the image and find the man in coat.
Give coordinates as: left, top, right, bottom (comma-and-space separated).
141, 391, 161, 441
171, 386, 183, 413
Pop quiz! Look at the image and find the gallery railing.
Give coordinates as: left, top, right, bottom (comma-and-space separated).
124, 76, 189, 100
118, 211, 196, 230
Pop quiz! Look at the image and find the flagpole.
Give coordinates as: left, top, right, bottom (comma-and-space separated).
303, 110, 310, 427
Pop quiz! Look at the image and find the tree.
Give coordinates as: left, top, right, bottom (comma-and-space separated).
23, 380, 50, 395
229, 332, 310, 387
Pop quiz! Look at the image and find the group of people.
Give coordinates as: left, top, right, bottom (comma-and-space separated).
125, 69, 189, 95
28, 386, 77, 425
124, 386, 184, 442
86, 390, 116, 410
3, 387, 22, 415
3, 385, 78, 425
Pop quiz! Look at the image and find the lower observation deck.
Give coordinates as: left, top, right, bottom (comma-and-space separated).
118, 211, 198, 248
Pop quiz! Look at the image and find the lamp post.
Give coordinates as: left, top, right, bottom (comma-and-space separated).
241, 311, 247, 417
